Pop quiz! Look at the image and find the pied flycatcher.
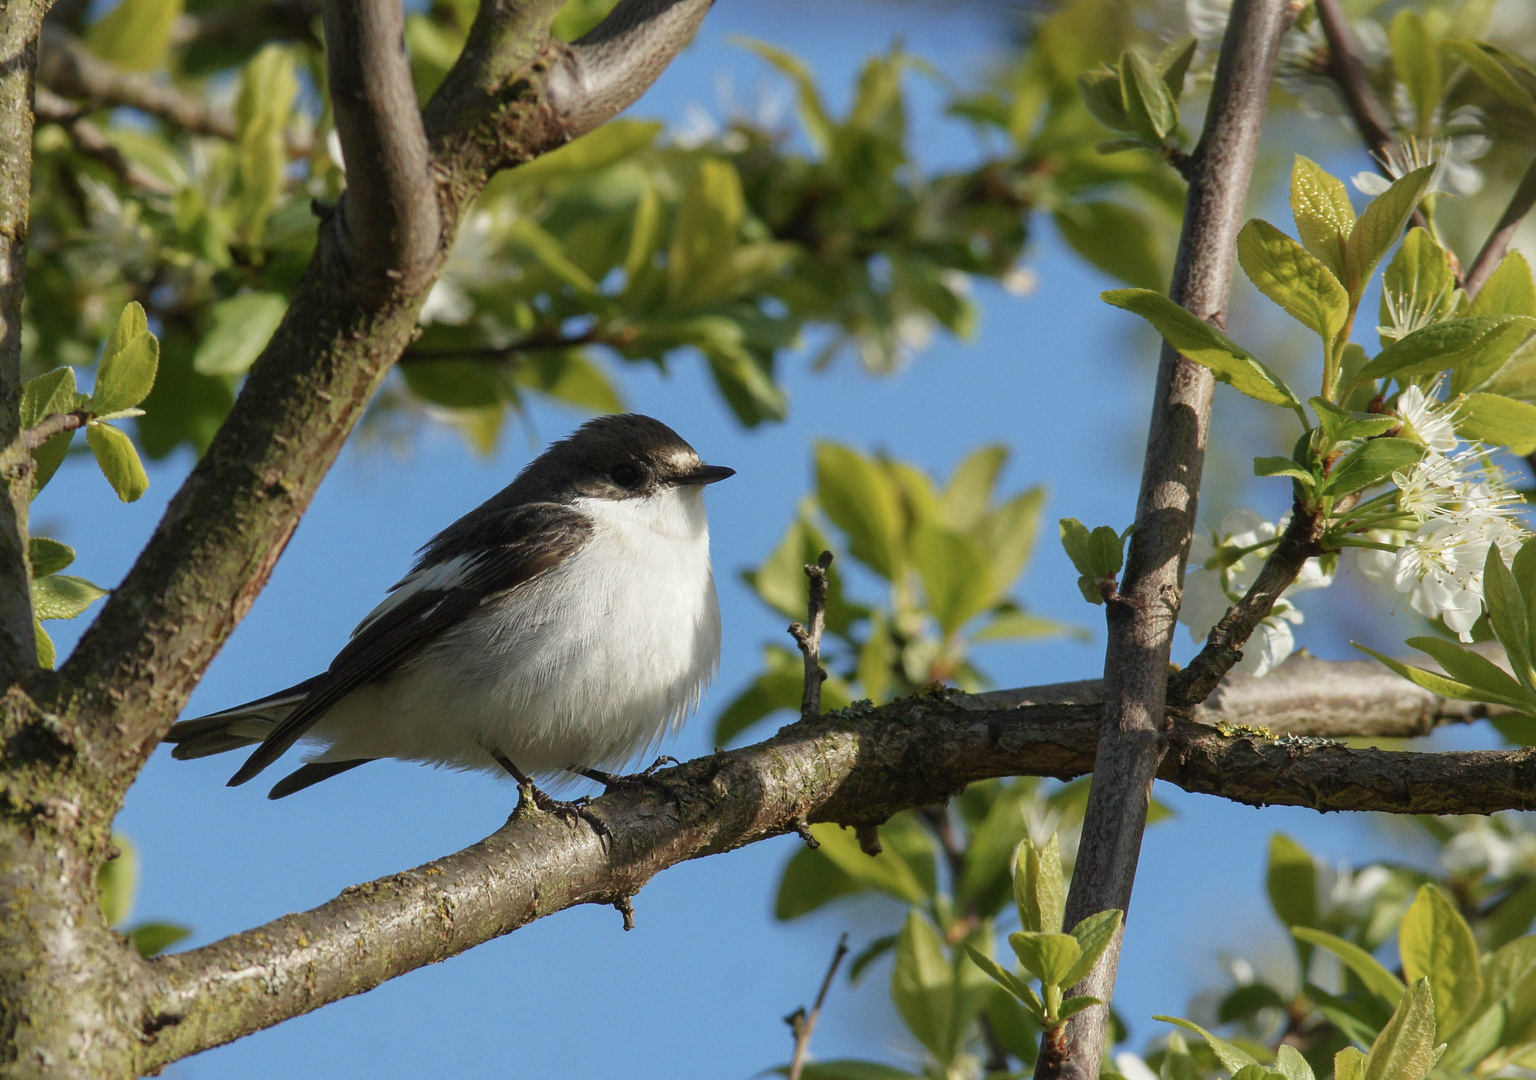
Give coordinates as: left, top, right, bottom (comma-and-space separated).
166, 414, 733, 813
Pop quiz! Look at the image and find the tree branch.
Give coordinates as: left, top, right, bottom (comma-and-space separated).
52, 0, 716, 803
790, 551, 833, 719
1314, 0, 1394, 159
1464, 155, 1536, 300
134, 666, 1534, 1072
1050, 1, 1295, 1076
785, 933, 848, 1080
33, 88, 179, 196
323, 0, 440, 290
0, 0, 46, 682
1168, 506, 1326, 711
546, 0, 716, 140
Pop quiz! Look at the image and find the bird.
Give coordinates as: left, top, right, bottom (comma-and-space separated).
165, 413, 733, 827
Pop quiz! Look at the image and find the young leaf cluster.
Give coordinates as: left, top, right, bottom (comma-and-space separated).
717, 443, 1076, 747
20, 302, 159, 666
963, 835, 1122, 1031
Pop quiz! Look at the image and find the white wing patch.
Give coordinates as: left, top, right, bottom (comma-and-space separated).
351, 553, 480, 638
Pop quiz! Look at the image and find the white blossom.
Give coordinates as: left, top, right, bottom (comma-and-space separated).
1352, 122, 1489, 199
1392, 385, 1458, 454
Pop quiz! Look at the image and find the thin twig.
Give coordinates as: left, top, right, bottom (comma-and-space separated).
789, 550, 834, 719
33, 88, 177, 196
1168, 506, 1326, 712
16, 410, 91, 455
1465, 156, 1536, 300
785, 933, 849, 1080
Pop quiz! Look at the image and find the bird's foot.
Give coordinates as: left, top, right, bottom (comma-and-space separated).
580, 756, 684, 808
494, 752, 612, 848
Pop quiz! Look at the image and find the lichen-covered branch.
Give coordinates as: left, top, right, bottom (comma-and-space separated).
1053, 1, 1295, 1075
53, 0, 715, 800
136, 673, 1536, 1072
0, 0, 45, 682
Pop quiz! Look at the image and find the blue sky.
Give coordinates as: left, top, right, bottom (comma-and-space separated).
39, 1, 1495, 1075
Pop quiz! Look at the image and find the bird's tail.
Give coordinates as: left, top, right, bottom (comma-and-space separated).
163, 678, 321, 760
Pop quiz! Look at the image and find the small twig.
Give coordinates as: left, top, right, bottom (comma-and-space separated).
785, 933, 850, 1080
1168, 505, 1326, 712
33, 88, 177, 196
789, 551, 834, 719
1465, 156, 1536, 300
17, 410, 92, 455
854, 825, 882, 856
613, 895, 635, 932
791, 819, 819, 848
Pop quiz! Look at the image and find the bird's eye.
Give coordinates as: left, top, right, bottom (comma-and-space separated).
609, 463, 642, 488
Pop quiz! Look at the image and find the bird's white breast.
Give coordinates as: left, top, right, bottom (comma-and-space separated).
312, 485, 721, 776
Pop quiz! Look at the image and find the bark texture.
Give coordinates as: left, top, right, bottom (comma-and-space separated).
1053, 2, 1295, 1075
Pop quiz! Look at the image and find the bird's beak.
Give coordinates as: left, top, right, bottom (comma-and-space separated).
678, 464, 736, 485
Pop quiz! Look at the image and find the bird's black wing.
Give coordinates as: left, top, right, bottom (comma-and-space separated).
226, 503, 592, 787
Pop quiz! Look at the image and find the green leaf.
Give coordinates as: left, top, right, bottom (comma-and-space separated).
1009, 931, 1081, 987
506, 218, 600, 296
1485, 544, 1536, 693
28, 538, 75, 579
1354, 643, 1528, 710
127, 922, 190, 958
1273, 1045, 1315, 1080
668, 159, 747, 308
1319, 437, 1423, 498
94, 301, 159, 413
1063, 908, 1122, 986
1345, 165, 1437, 296
774, 842, 862, 920
1335, 1047, 1366, 1080
1456, 392, 1536, 451
1443, 39, 1536, 116
1292, 926, 1407, 1005
1057, 995, 1101, 1022
1405, 636, 1527, 706
1102, 289, 1302, 413
34, 620, 53, 669
1155, 36, 1198, 100
816, 443, 903, 578
1379, 229, 1458, 344
1153, 1016, 1258, 1073
33, 573, 109, 622
793, 1061, 925, 1080
1290, 156, 1356, 283
191, 292, 288, 377
740, 40, 837, 153
87, 423, 150, 503
507, 119, 660, 189
893, 912, 963, 1062
21, 367, 81, 429
1253, 456, 1315, 485
1230, 1068, 1285, 1080
1016, 833, 1065, 935
1390, 10, 1443, 133
1078, 67, 1132, 132
1054, 201, 1164, 291
1469, 250, 1536, 318
1238, 219, 1348, 343
911, 524, 996, 636
1363, 978, 1440, 1080
1400, 885, 1482, 1037
87, 0, 183, 72
1358, 316, 1536, 382
940, 445, 1007, 531
96, 834, 138, 927
1267, 835, 1318, 966
807, 818, 934, 906
962, 943, 1043, 1013
1119, 50, 1176, 142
